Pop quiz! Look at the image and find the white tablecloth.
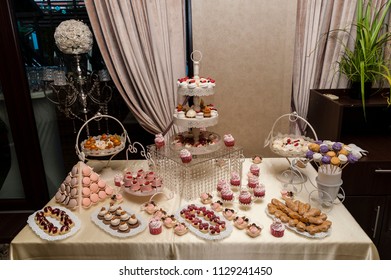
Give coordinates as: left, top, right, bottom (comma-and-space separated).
10, 158, 379, 260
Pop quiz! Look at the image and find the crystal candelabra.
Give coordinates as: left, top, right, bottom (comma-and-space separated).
42, 54, 113, 135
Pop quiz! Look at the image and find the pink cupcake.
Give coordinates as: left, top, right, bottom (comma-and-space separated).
250, 164, 260, 177
154, 133, 165, 149
221, 188, 234, 201
180, 149, 192, 163
223, 134, 235, 147
216, 179, 227, 192
230, 172, 241, 187
254, 183, 266, 198
239, 190, 252, 205
247, 175, 259, 189
270, 218, 285, 237
149, 218, 163, 235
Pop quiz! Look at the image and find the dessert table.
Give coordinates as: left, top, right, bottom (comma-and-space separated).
10, 158, 379, 260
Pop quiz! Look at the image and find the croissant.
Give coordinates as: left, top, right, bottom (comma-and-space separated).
298, 202, 311, 215
296, 221, 306, 232
267, 203, 277, 214
288, 218, 299, 227
284, 197, 299, 212
308, 216, 325, 225
303, 207, 321, 218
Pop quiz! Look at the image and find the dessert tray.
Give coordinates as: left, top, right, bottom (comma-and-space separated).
175, 204, 233, 240
170, 130, 222, 155
91, 205, 147, 238
173, 113, 219, 129
265, 209, 330, 239
27, 206, 81, 241
80, 134, 126, 157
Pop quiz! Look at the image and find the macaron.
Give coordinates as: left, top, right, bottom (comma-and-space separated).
90, 193, 99, 204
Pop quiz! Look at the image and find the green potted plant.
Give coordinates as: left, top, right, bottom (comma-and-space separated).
336, 0, 391, 118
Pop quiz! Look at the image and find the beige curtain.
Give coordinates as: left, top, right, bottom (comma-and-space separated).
85, 0, 186, 135
292, 0, 357, 134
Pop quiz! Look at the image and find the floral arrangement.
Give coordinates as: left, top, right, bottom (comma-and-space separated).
305, 140, 362, 170
54, 19, 93, 55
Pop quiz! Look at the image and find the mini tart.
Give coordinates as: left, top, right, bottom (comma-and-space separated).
246, 223, 262, 238
222, 208, 236, 221
143, 201, 157, 215
200, 192, 213, 204
174, 223, 189, 236
163, 215, 177, 228
234, 216, 249, 230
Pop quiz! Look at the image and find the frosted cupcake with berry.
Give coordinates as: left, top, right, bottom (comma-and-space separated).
154, 133, 165, 149
180, 149, 192, 163
230, 171, 241, 187
223, 134, 235, 147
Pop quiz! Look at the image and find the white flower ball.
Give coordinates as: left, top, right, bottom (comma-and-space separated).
54, 19, 93, 55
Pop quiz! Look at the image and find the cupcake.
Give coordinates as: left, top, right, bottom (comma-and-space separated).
230, 172, 241, 187
246, 223, 262, 238
154, 133, 165, 149
149, 218, 163, 235
221, 188, 234, 201
250, 164, 260, 177
239, 190, 252, 205
253, 184, 266, 198
247, 175, 259, 189
180, 149, 192, 163
216, 179, 228, 192
270, 218, 285, 237
223, 134, 235, 147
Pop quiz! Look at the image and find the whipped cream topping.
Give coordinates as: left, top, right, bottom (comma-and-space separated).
149, 218, 162, 229
224, 134, 234, 142
180, 149, 192, 157
271, 219, 285, 231
155, 133, 165, 143
221, 188, 233, 196
231, 172, 240, 180
239, 191, 251, 199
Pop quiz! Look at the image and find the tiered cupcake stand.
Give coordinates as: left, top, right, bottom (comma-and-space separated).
149, 51, 244, 200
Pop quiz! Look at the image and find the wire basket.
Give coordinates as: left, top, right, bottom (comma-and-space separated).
75, 114, 127, 162
264, 112, 318, 158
